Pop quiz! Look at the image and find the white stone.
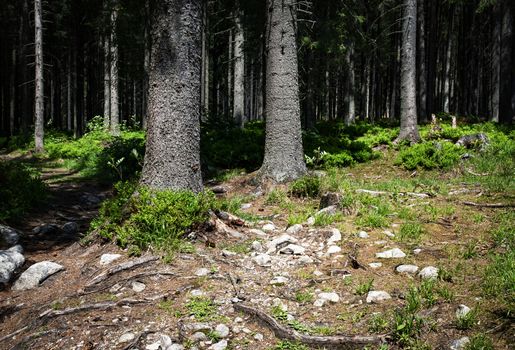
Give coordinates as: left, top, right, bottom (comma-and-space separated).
374, 240, 388, 245
195, 268, 210, 277
169, 345, 184, 350
326, 245, 341, 255
306, 216, 316, 226
240, 203, 252, 210
251, 241, 263, 251
383, 230, 395, 238
396, 265, 419, 274
208, 340, 228, 350
286, 224, 303, 235
270, 276, 288, 285
313, 270, 324, 277
118, 333, 135, 343
450, 337, 470, 350
327, 228, 342, 244
313, 299, 325, 307
131, 281, 146, 292
190, 289, 204, 297
368, 262, 383, 269
0, 245, 25, 285
253, 254, 271, 266
12, 261, 64, 291
298, 256, 314, 265
214, 324, 230, 338
279, 244, 305, 255
456, 305, 471, 319
262, 223, 276, 232
418, 266, 439, 280
266, 234, 298, 252
366, 291, 392, 303
318, 292, 339, 303
316, 205, 337, 216
249, 229, 266, 236
254, 333, 264, 341
0, 225, 20, 247
221, 250, 237, 257
413, 248, 422, 255
358, 231, 369, 238
376, 248, 406, 259
100, 253, 121, 265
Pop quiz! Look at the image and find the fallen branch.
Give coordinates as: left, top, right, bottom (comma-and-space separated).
233, 303, 388, 349
81, 270, 176, 295
355, 189, 431, 198
9, 329, 60, 349
85, 255, 159, 289
0, 326, 28, 343
463, 201, 514, 208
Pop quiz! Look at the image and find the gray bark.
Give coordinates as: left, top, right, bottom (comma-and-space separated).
9, 48, 15, 136
500, 0, 513, 123
140, 0, 203, 192
417, 0, 427, 123
34, 0, 44, 153
201, 1, 209, 121
492, 2, 501, 122
109, 6, 120, 136
233, 9, 245, 127
227, 28, 233, 117
103, 34, 111, 129
259, 0, 306, 182
397, 0, 420, 143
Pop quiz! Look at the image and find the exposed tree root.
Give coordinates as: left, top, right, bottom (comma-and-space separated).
463, 201, 514, 208
355, 189, 431, 198
233, 303, 389, 349
9, 329, 60, 350
85, 255, 159, 289
81, 270, 176, 295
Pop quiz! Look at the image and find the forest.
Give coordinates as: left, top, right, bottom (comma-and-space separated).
0, 0, 514, 349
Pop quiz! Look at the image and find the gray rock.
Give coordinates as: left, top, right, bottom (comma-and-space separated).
62, 222, 79, 235
279, 244, 305, 255
0, 225, 20, 248
396, 264, 419, 274
266, 234, 298, 252
456, 305, 471, 319
383, 230, 395, 238
253, 254, 271, 266
326, 245, 341, 255
100, 253, 121, 265
368, 262, 382, 269
318, 292, 339, 303
450, 337, 470, 350
118, 332, 135, 343
184, 323, 212, 333
413, 248, 422, 254
240, 203, 252, 210
327, 228, 342, 245
12, 261, 64, 291
251, 241, 263, 252
418, 266, 439, 280
298, 256, 314, 265
208, 340, 228, 350
376, 248, 406, 259
358, 231, 369, 239
190, 331, 208, 342
169, 345, 184, 350
319, 192, 341, 210
262, 223, 276, 232
221, 250, 237, 257
32, 223, 59, 236
145, 334, 173, 350
195, 268, 210, 277
248, 228, 266, 236
306, 216, 316, 226
131, 281, 146, 292
0, 245, 25, 285
270, 276, 288, 285
286, 224, 303, 235
254, 333, 264, 341
316, 205, 337, 216
366, 291, 392, 303
214, 324, 230, 338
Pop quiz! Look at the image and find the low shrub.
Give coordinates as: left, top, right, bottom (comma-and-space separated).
395, 141, 465, 170
289, 175, 321, 198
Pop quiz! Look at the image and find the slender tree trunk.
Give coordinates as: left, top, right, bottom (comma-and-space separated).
9, 48, 15, 136
233, 8, 245, 127
110, 5, 120, 136
397, 0, 421, 143
344, 45, 355, 125
140, 0, 203, 192
34, 0, 44, 152
500, 0, 513, 123
492, 2, 501, 122
227, 27, 233, 118
73, 48, 78, 138
259, 0, 306, 182
103, 34, 111, 129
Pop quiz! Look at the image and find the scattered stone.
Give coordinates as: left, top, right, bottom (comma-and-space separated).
118, 332, 135, 343
254, 333, 264, 341
313, 299, 325, 307
318, 292, 339, 303
146, 334, 173, 350
62, 222, 79, 235
376, 248, 406, 259
12, 261, 64, 291
396, 265, 419, 274
32, 223, 59, 236
456, 305, 471, 319
366, 291, 392, 303
249, 228, 266, 236
313, 270, 324, 277
214, 324, 230, 338
418, 266, 439, 280
190, 289, 204, 297
221, 250, 237, 257
195, 268, 210, 277
0, 245, 25, 285
450, 337, 470, 350
358, 231, 369, 239
253, 254, 271, 266
190, 331, 208, 342
368, 262, 382, 269
169, 345, 184, 350
383, 230, 395, 238
266, 234, 298, 252
279, 244, 305, 255
326, 245, 341, 255
286, 224, 303, 235
298, 256, 314, 265
306, 216, 316, 226
270, 276, 288, 285
413, 248, 422, 255
316, 205, 337, 216
374, 240, 388, 245
319, 192, 342, 209
0, 225, 20, 248
327, 228, 342, 245
100, 253, 122, 265
185, 323, 212, 333
131, 281, 146, 292
208, 340, 228, 350
251, 241, 263, 252
240, 203, 252, 210
81, 193, 101, 205
262, 223, 276, 232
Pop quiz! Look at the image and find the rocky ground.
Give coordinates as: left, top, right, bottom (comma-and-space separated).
0, 159, 513, 350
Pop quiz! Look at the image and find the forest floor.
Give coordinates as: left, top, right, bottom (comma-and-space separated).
0, 151, 513, 350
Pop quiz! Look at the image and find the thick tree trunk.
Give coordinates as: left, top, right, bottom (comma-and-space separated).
140, 0, 203, 192
417, 0, 427, 123
142, 0, 150, 129
34, 0, 44, 153
9, 48, 15, 136
233, 8, 245, 127
200, 0, 209, 121
227, 28, 233, 118
499, 0, 513, 124
259, 0, 306, 182
110, 6, 120, 135
397, 0, 420, 143
492, 2, 501, 122
344, 44, 355, 125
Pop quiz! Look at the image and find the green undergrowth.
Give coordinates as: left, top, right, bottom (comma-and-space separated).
90, 181, 215, 257
0, 161, 46, 222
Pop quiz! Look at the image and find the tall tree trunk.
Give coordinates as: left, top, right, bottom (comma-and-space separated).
259, 0, 306, 182
110, 5, 120, 136
500, 0, 513, 123
417, 0, 427, 123
34, 0, 44, 152
227, 28, 233, 118
200, 0, 209, 121
103, 34, 111, 129
491, 2, 501, 122
9, 48, 15, 136
344, 44, 355, 125
140, 0, 203, 192
142, 0, 150, 129
397, 0, 421, 143
233, 7, 245, 127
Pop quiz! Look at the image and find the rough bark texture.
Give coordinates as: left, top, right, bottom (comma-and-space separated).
233, 9, 245, 127
109, 5, 120, 136
34, 0, 44, 153
417, 0, 427, 123
345, 44, 355, 125
492, 2, 501, 122
500, 0, 513, 124
259, 0, 306, 183
397, 0, 420, 143
103, 34, 111, 129
140, 0, 203, 192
